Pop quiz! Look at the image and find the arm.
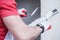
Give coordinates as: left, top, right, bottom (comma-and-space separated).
3, 16, 42, 40
0, 0, 42, 40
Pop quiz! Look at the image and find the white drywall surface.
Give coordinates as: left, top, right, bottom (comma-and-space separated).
41, 0, 60, 40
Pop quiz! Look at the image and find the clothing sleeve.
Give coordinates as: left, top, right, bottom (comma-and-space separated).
0, 0, 19, 18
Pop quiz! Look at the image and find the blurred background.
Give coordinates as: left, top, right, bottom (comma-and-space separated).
41, 0, 60, 40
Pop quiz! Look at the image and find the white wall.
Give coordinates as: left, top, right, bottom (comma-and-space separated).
41, 0, 60, 40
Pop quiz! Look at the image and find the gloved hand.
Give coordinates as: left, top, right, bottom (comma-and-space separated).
18, 8, 28, 17
39, 21, 52, 33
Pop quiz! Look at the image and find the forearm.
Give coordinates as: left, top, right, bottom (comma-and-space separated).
14, 37, 35, 40
2, 16, 41, 40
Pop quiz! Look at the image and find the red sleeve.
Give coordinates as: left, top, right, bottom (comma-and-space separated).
0, 0, 19, 18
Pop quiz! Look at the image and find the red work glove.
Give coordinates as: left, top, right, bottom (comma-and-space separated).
18, 8, 28, 17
